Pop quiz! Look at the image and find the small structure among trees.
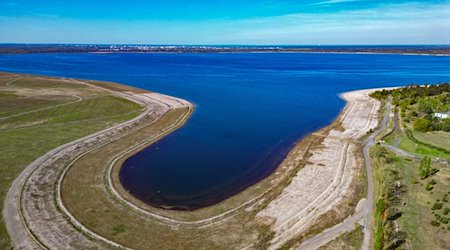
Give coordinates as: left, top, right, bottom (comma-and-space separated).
434, 112, 449, 119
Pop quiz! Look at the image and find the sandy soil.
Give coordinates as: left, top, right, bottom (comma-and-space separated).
257, 89, 381, 249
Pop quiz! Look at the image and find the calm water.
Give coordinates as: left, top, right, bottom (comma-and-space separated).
1, 53, 449, 209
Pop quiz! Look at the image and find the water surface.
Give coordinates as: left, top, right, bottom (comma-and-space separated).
1, 52, 449, 209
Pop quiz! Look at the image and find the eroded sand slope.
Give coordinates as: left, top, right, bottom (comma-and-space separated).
258, 89, 380, 249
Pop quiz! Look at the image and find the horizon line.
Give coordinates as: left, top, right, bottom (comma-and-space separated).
1, 43, 450, 46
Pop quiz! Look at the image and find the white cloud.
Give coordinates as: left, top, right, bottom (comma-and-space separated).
0, 1, 449, 44
311, 0, 361, 6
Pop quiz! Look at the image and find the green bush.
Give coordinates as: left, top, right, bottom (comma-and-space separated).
439, 217, 449, 224
431, 220, 441, 227
444, 207, 450, 215
414, 117, 431, 132
418, 156, 432, 179
432, 202, 443, 210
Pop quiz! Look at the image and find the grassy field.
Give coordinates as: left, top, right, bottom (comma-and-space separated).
371, 145, 449, 249
0, 72, 143, 249
385, 130, 450, 158
414, 131, 450, 151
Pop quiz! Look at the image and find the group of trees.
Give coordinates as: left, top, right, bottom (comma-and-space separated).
370, 83, 450, 101
370, 84, 450, 132
413, 114, 450, 132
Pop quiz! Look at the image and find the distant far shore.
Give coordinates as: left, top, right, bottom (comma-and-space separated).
0, 44, 449, 55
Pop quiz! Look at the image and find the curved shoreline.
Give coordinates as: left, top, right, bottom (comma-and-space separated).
58, 86, 382, 250
5, 74, 385, 249
257, 88, 383, 249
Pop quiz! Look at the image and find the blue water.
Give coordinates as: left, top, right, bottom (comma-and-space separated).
1, 53, 449, 209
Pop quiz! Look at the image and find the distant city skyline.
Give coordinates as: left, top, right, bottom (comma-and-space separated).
1, 0, 450, 44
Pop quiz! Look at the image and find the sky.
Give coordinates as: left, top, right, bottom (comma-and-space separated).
0, 0, 449, 45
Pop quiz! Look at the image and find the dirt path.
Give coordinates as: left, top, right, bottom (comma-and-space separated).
3, 79, 193, 249
4, 77, 23, 86
298, 96, 391, 250
360, 97, 391, 250
298, 199, 366, 250
0, 94, 83, 121
382, 144, 418, 158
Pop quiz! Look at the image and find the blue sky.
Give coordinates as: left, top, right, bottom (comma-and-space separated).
0, 0, 449, 44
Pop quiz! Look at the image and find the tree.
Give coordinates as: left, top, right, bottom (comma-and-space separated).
418, 156, 432, 179
414, 117, 431, 132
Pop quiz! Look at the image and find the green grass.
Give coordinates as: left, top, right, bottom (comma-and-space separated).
111, 224, 127, 236
0, 94, 73, 117
386, 130, 450, 158
0, 73, 142, 249
0, 95, 141, 129
413, 131, 450, 151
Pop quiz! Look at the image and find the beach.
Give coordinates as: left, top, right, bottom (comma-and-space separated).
257, 88, 382, 249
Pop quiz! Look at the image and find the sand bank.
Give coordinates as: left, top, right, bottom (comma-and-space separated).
258, 89, 382, 249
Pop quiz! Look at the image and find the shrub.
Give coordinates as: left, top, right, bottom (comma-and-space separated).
432, 202, 443, 210
439, 217, 449, 224
444, 208, 450, 215
414, 117, 431, 132
418, 156, 432, 179
431, 220, 441, 227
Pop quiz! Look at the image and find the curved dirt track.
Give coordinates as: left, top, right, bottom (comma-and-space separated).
3, 79, 193, 249
0, 94, 83, 122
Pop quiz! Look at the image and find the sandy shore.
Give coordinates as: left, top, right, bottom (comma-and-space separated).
5, 81, 386, 249
258, 88, 382, 249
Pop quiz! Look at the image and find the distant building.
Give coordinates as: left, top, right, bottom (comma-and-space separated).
434, 112, 449, 119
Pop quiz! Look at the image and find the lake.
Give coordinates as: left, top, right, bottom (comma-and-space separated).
1, 52, 449, 209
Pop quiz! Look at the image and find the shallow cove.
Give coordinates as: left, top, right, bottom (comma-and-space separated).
1, 52, 450, 210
